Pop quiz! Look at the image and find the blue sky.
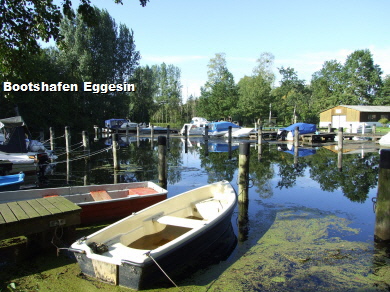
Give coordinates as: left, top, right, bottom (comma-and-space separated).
60, 0, 390, 99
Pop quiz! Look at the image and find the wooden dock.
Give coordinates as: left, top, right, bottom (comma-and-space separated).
0, 196, 81, 240
302, 133, 336, 144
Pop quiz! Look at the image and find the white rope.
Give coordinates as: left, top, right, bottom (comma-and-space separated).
50, 146, 112, 164
145, 251, 182, 291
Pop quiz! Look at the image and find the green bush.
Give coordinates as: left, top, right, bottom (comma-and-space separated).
378, 118, 389, 126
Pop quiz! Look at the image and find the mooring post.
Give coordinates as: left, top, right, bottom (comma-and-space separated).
238, 142, 250, 242
228, 126, 232, 144
49, 127, 55, 151
82, 131, 90, 156
375, 149, 390, 242
167, 125, 170, 140
294, 126, 299, 148
151, 125, 155, 140
204, 125, 209, 141
238, 143, 250, 203
158, 136, 167, 189
94, 125, 99, 141
373, 124, 376, 134
338, 127, 343, 151
112, 133, 119, 170
350, 124, 353, 134
184, 125, 188, 138
65, 126, 71, 156
125, 125, 129, 141
137, 124, 140, 138
258, 123, 263, 145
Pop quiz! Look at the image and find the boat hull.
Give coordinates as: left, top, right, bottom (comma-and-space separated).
79, 194, 166, 225
0, 182, 168, 225
71, 181, 237, 290
73, 203, 235, 290
0, 173, 25, 192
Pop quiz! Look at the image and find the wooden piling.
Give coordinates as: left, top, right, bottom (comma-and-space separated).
338, 127, 343, 151
228, 126, 232, 144
82, 131, 90, 155
328, 123, 332, 133
65, 126, 71, 156
49, 127, 55, 151
238, 143, 250, 203
158, 136, 167, 189
167, 125, 170, 140
375, 149, 390, 242
294, 126, 299, 148
137, 124, 140, 138
184, 125, 188, 138
151, 125, 154, 140
238, 143, 250, 242
204, 125, 209, 141
112, 134, 119, 170
373, 124, 376, 134
258, 124, 263, 145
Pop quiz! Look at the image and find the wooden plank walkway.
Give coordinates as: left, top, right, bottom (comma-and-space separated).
0, 196, 81, 240
302, 133, 336, 144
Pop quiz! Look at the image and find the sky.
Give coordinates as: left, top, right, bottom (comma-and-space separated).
57, 0, 390, 100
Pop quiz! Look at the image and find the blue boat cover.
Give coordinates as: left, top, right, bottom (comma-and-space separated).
0, 172, 25, 187
279, 123, 316, 136
209, 122, 240, 131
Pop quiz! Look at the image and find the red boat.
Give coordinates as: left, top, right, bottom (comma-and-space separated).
0, 182, 167, 225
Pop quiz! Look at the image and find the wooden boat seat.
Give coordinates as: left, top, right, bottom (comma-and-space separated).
90, 190, 112, 201
156, 215, 206, 229
128, 187, 158, 196
195, 199, 223, 220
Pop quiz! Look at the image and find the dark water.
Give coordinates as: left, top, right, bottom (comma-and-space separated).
25, 135, 390, 291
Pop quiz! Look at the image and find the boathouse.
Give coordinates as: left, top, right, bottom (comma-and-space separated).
319, 105, 390, 130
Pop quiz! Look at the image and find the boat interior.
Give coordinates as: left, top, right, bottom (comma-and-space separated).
80, 184, 235, 263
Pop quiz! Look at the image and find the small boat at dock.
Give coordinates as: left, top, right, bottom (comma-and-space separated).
70, 180, 237, 290
277, 123, 317, 141
0, 172, 25, 192
206, 121, 240, 137
180, 117, 209, 135
0, 181, 167, 225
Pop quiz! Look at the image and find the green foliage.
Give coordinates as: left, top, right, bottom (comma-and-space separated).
0, 0, 148, 80
378, 118, 389, 126
197, 53, 239, 121
237, 75, 272, 124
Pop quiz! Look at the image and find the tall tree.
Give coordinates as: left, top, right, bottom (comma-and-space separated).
128, 65, 156, 123
272, 67, 311, 124
252, 52, 275, 86
198, 53, 238, 120
343, 49, 382, 105
237, 74, 272, 124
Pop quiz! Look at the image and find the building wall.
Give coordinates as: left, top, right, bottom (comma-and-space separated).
320, 106, 390, 129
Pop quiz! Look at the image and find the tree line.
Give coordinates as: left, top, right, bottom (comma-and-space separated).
1, 6, 390, 133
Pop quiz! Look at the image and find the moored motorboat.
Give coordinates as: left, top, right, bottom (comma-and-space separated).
0, 172, 25, 192
379, 132, 390, 146
180, 117, 209, 135
0, 181, 167, 224
277, 123, 316, 141
206, 121, 240, 137
70, 180, 237, 290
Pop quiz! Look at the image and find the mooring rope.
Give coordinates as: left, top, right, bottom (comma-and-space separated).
145, 251, 182, 291
50, 145, 112, 164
